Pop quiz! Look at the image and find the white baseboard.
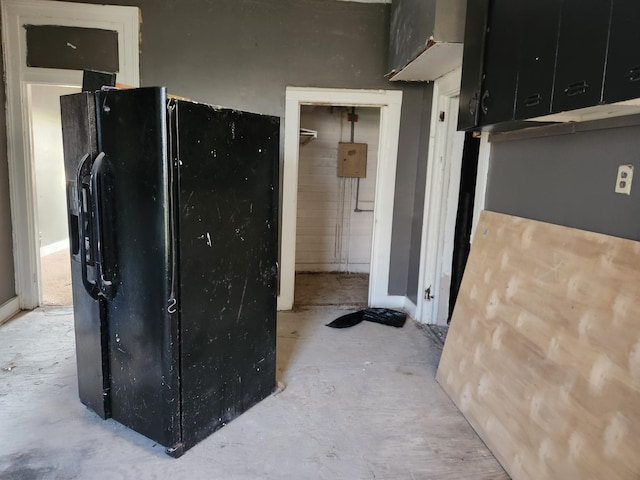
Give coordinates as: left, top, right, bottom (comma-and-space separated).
0, 296, 20, 326
371, 294, 406, 310
403, 297, 417, 320
369, 295, 417, 320
40, 238, 69, 257
278, 292, 417, 315
295, 264, 371, 274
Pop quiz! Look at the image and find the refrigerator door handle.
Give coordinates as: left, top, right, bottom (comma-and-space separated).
77, 153, 101, 300
90, 152, 116, 300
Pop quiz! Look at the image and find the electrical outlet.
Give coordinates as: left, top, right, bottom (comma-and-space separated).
615, 165, 634, 195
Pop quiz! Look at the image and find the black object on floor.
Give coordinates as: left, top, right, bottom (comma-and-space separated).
326, 308, 407, 329
363, 308, 407, 327
326, 311, 364, 328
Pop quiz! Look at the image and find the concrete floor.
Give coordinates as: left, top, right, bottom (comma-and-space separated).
0, 277, 507, 479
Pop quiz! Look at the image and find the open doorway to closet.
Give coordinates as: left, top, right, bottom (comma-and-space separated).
278, 87, 403, 311
294, 105, 380, 308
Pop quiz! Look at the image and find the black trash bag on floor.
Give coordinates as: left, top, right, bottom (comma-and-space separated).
326, 308, 406, 329
362, 308, 407, 328
325, 311, 364, 329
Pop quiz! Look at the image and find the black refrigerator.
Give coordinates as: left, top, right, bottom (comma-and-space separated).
60, 87, 279, 457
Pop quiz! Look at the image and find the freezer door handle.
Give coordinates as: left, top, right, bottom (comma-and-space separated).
77, 153, 101, 300
90, 152, 116, 300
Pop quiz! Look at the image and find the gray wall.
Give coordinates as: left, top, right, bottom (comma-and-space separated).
32, 84, 80, 250
486, 117, 640, 241
0, 41, 15, 305
71, 0, 393, 115
0, 0, 429, 300
388, 83, 433, 299
406, 86, 433, 303
388, 0, 466, 73
388, 0, 436, 72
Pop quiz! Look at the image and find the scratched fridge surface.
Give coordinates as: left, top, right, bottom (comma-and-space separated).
60, 87, 279, 457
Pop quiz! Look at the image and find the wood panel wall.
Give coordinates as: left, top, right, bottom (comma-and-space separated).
437, 211, 640, 480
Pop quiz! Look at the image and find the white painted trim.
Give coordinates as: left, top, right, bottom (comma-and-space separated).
471, 132, 491, 241
40, 238, 69, 257
434, 103, 465, 323
403, 297, 417, 320
375, 296, 416, 319
2, 0, 139, 309
295, 264, 372, 274
416, 68, 467, 325
0, 296, 20, 326
278, 87, 403, 311
376, 295, 406, 311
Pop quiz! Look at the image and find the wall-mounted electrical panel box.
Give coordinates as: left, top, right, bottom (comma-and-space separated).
338, 142, 367, 178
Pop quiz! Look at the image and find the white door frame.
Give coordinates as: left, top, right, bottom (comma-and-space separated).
278, 87, 403, 311
2, 0, 140, 309
416, 68, 491, 325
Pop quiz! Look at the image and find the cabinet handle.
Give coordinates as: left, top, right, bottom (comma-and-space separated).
564, 81, 589, 97
626, 66, 640, 83
524, 93, 542, 107
481, 90, 491, 115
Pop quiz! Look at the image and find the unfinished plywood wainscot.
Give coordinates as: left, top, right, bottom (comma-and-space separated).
437, 211, 640, 480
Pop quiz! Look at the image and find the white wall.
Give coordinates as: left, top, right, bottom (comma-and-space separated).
30, 84, 80, 254
296, 106, 380, 273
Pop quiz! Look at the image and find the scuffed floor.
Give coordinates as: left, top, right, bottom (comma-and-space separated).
0, 306, 507, 480
40, 248, 72, 306
294, 273, 369, 308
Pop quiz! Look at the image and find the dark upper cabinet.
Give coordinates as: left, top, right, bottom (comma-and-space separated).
603, 0, 640, 104
457, 0, 490, 131
551, 0, 612, 113
514, 0, 562, 120
477, 0, 521, 126
457, 0, 638, 131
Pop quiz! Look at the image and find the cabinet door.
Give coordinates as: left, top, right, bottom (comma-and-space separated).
477, 0, 521, 126
457, 0, 490, 131
603, 0, 640, 104
552, 0, 612, 113
514, 0, 562, 120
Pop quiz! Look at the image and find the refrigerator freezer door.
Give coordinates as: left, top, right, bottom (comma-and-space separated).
60, 93, 110, 419
174, 101, 279, 451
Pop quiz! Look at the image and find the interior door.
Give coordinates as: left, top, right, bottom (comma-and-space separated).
419, 71, 466, 325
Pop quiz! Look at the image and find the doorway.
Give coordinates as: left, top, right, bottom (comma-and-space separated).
293, 105, 380, 308
30, 83, 80, 305
416, 68, 490, 325
279, 87, 403, 311
2, 0, 140, 309
448, 132, 481, 321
